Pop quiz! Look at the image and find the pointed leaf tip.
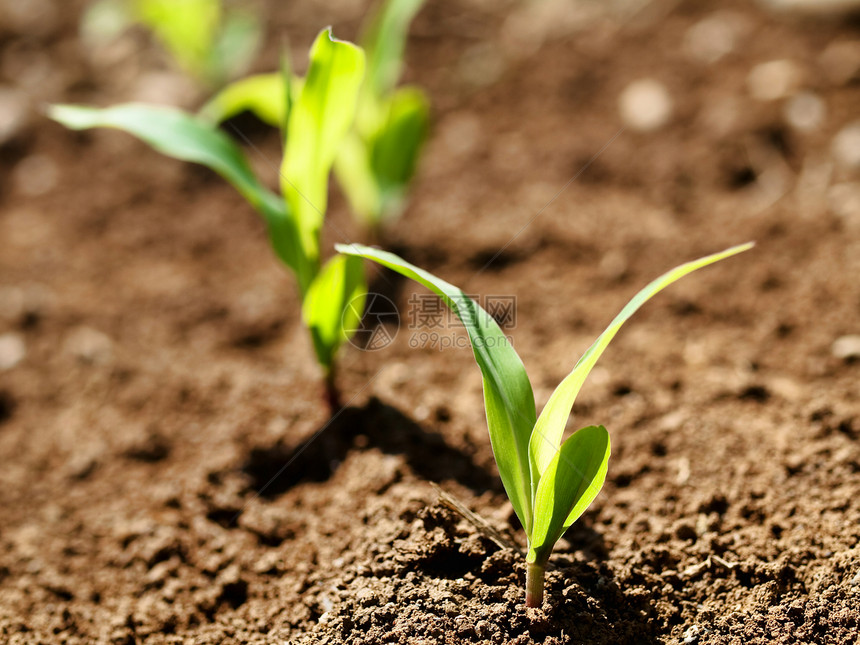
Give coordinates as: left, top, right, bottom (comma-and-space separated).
528, 241, 754, 488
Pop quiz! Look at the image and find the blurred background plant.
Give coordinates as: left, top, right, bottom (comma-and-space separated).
335, 0, 429, 233
49, 29, 367, 411
80, 0, 262, 88
200, 0, 429, 236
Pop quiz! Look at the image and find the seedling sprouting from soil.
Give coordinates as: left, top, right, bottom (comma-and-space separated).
337, 241, 753, 606
81, 0, 261, 87
200, 0, 429, 233
50, 29, 366, 410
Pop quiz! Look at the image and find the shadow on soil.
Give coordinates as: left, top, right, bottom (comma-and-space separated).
397, 506, 659, 644
240, 397, 499, 499
235, 396, 660, 643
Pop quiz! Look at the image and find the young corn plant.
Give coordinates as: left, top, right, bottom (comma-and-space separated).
82, 0, 261, 88
49, 29, 366, 410
199, 0, 429, 233
337, 241, 754, 606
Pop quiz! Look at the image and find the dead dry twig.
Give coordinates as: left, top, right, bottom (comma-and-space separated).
429, 482, 524, 557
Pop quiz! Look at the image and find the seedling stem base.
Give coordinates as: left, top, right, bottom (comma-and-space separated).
525, 561, 545, 607
324, 370, 341, 413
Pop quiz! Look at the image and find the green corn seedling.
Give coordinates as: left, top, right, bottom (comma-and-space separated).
337, 241, 753, 606
82, 0, 261, 88
50, 29, 366, 410
200, 0, 429, 233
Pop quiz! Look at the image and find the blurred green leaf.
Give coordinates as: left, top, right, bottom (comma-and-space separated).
46, 103, 306, 277
340, 0, 429, 228
336, 83, 429, 228
213, 9, 262, 82
370, 86, 429, 219
362, 0, 425, 100
135, 0, 221, 82
80, 0, 132, 46
200, 73, 286, 128
281, 28, 365, 287
303, 254, 367, 372
333, 132, 381, 227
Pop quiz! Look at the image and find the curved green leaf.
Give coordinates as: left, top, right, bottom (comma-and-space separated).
47, 103, 279, 221
528, 242, 754, 492
302, 254, 367, 372
135, 0, 221, 82
281, 28, 365, 284
361, 0, 425, 100
213, 9, 261, 82
334, 132, 381, 226
46, 103, 306, 278
199, 73, 287, 128
370, 86, 429, 219
527, 425, 610, 566
335, 87, 429, 228
336, 243, 537, 531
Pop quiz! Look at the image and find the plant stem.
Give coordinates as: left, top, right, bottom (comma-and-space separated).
525, 561, 545, 608
324, 367, 341, 413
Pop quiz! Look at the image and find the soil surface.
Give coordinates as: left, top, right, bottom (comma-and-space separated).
2, 0, 860, 643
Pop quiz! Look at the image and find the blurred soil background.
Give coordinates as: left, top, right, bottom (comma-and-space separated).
1, 0, 860, 642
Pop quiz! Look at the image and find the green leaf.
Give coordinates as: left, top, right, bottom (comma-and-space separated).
334, 132, 381, 227
302, 254, 367, 372
46, 103, 305, 278
281, 28, 366, 287
48, 103, 276, 218
361, 0, 425, 99
199, 73, 287, 128
80, 0, 132, 46
334, 88, 428, 228
213, 9, 261, 81
370, 86, 429, 220
527, 425, 610, 566
336, 243, 537, 532
528, 242, 755, 490
335, 0, 428, 229
135, 0, 221, 82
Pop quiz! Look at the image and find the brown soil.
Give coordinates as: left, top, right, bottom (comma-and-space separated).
2, 0, 860, 643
